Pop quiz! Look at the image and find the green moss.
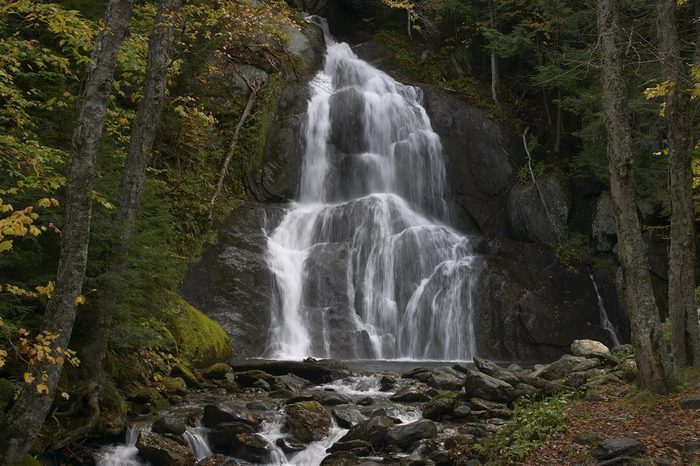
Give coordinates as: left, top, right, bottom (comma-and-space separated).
202, 362, 232, 380
162, 377, 186, 394
168, 295, 232, 368
170, 363, 200, 388
15, 454, 41, 466
100, 379, 127, 435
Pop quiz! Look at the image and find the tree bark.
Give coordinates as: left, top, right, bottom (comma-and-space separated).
488, 0, 499, 104
0, 1, 134, 463
79, 0, 185, 393
657, 0, 700, 368
597, 0, 673, 392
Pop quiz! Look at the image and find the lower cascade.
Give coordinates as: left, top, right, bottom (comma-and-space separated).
265, 20, 477, 361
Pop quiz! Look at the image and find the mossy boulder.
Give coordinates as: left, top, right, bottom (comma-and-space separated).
162, 377, 187, 395
99, 380, 128, 435
169, 296, 233, 368
170, 363, 201, 388
203, 362, 232, 380
285, 400, 331, 442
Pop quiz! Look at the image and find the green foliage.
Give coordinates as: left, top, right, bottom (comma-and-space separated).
555, 233, 591, 273
490, 393, 569, 464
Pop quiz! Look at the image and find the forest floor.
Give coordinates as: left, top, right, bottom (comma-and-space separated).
525, 375, 700, 465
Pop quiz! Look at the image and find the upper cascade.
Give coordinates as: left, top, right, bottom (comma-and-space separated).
265, 19, 477, 360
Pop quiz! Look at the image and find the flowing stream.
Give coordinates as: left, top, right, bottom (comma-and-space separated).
265, 19, 477, 361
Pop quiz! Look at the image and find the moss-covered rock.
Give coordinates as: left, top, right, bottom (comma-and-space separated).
100, 379, 128, 435
285, 400, 331, 442
168, 296, 233, 368
15, 455, 41, 466
203, 362, 231, 380
170, 363, 201, 388
162, 377, 187, 395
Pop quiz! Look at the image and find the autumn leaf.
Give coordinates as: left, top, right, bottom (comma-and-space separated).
74, 295, 86, 305
23, 372, 35, 384
36, 383, 48, 394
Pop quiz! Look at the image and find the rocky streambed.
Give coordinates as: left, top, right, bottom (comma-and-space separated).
95, 340, 637, 466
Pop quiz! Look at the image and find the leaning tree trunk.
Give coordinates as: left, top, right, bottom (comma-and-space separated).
0, 0, 134, 463
488, 0, 499, 104
79, 0, 185, 399
597, 0, 673, 393
657, 0, 700, 368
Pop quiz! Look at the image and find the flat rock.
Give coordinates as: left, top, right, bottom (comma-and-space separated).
315, 391, 352, 406
332, 407, 367, 429
463, 369, 516, 403
202, 404, 260, 429
390, 382, 432, 402
473, 358, 520, 385
276, 437, 306, 453
592, 437, 645, 460
386, 419, 438, 449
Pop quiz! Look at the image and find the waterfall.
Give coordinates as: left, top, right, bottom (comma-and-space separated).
265, 19, 477, 360
588, 272, 621, 347
95, 425, 150, 466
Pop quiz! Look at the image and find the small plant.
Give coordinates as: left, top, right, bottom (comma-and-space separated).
489, 393, 569, 464
555, 233, 592, 273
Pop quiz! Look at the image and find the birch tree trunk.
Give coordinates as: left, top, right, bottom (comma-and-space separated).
0, 0, 134, 463
657, 0, 700, 367
597, 0, 673, 392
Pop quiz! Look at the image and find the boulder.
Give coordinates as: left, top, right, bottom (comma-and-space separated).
422, 392, 459, 420
404, 367, 464, 390
338, 415, 395, 448
162, 377, 187, 395
276, 437, 306, 453
208, 422, 256, 453
571, 339, 610, 357
202, 405, 260, 429
170, 364, 201, 388
327, 439, 373, 456
508, 175, 568, 245
136, 431, 195, 466
236, 369, 275, 387
195, 454, 241, 466
152, 414, 187, 436
230, 433, 274, 463
332, 407, 367, 428
535, 355, 589, 381
386, 420, 438, 449
390, 382, 432, 402
229, 359, 350, 384
473, 358, 520, 385
285, 401, 332, 442
315, 391, 352, 406
591, 437, 645, 460
463, 369, 516, 403
203, 363, 231, 380
680, 397, 700, 410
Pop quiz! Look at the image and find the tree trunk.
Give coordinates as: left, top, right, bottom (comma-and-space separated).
80, 0, 184, 391
0, 0, 134, 463
488, 0, 498, 104
657, 0, 700, 368
555, 88, 562, 154
597, 0, 673, 393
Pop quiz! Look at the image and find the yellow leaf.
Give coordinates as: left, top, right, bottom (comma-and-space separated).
36, 384, 48, 394
23, 372, 35, 384
61, 391, 70, 400
74, 295, 86, 305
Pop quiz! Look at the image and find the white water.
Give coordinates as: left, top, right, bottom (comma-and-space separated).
183, 422, 213, 461
95, 426, 150, 466
265, 18, 478, 361
589, 272, 621, 347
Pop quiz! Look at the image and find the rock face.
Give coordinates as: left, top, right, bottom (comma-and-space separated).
179, 204, 285, 357
508, 175, 568, 245
421, 84, 517, 237
592, 191, 616, 252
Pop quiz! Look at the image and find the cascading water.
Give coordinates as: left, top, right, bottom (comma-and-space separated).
266, 19, 477, 360
588, 272, 621, 347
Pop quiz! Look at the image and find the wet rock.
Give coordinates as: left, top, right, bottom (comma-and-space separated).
452, 405, 472, 418
235, 370, 275, 388
592, 437, 645, 460
357, 396, 374, 406
202, 405, 260, 429
230, 359, 350, 384
252, 379, 271, 391
422, 392, 459, 420
136, 430, 195, 466
327, 439, 373, 455
473, 358, 520, 385
333, 407, 367, 429
275, 374, 312, 392
246, 401, 272, 411
208, 422, 256, 453
680, 396, 700, 410
152, 414, 187, 436
404, 367, 464, 390
463, 369, 515, 403
195, 454, 242, 466
592, 191, 616, 252
339, 415, 395, 448
329, 87, 367, 154
390, 382, 432, 402
386, 419, 439, 449
269, 388, 294, 399
170, 364, 201, 388
380, 375, 397, 391
315, 391, 352, 406
230, 433, 274, 463
321, 451, 362, 466
571, 339, 610, 357
203, 363, 232, 380
285, 400, 332, 442
276, 437, 306, 453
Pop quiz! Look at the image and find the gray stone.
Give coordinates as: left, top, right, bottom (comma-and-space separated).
422, 392, 460, 420
390, 382, 432, 402
152, 414, 187, 436
195, 454, 242, 466
571, 339, 610, 357
592, 437, 645, 460
592, 191, 616, 252
508, 175, 568, 245
338, 415, 395, 448
285, 401, 332, 442
386, 419, 439, 449
463, 369, 516, 403
276, 437, 306, 454
202, 405, 260, 429
680, 396, 700, 410
332, 407, 367, 429
473, 357, 520, 385
208, 422, 256, 453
